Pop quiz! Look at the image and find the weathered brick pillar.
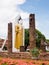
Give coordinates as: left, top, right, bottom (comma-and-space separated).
8, 22, 12, 53
29, 14, 36, 49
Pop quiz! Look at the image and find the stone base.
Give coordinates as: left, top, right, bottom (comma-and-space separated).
20, 46, 25, 52
0, 52, 32, 59
0, 52, 49, 60
38, 52, 49, 60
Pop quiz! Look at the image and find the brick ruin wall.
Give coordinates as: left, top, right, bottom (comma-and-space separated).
0, 52, 32, 59
29, 14, 36, 49
0, 52, 49, 60
8, 23, 12, 53
0, 14, 49, 60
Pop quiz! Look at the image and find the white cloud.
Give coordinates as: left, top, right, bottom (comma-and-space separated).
0, 0, 29, 39
0, 0, 26, 7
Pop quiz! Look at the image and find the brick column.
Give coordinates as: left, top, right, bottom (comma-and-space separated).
8, 23, 12, 53
29, 14, 36, 49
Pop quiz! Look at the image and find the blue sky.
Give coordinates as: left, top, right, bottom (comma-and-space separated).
0, 0, 49, 39
19, 0, 49, 39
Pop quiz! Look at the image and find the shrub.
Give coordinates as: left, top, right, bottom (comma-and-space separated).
31, 47, 39, 57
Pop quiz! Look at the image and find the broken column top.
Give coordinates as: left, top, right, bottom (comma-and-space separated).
30, 14, 35, 16
29, 14, 35, 20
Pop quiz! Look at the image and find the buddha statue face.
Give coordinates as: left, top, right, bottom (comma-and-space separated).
15, 24, 21, 34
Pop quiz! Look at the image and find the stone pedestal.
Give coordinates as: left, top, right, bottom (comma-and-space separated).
8, 23, 12, 53
28, 14, 36, 49
20, 46, 25, 52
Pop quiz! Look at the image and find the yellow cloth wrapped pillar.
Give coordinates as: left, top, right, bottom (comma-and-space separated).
15, 24, 23, 49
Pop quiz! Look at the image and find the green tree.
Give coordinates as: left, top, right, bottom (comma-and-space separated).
25, 29, 29, 50
25, 29, 46, 49
46, 39, 49, 43
36, 29, 46, 48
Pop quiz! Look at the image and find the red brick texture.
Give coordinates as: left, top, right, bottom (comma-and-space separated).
28, 14, 36, 49
8, 23, 12, 53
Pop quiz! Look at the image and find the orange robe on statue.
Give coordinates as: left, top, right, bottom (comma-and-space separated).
15, 24, 23, 49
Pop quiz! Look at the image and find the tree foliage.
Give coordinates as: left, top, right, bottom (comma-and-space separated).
25, 29, 46, 49
25, 29, 29, 50
36, 29, 46, 48
46, 39, 49, 43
